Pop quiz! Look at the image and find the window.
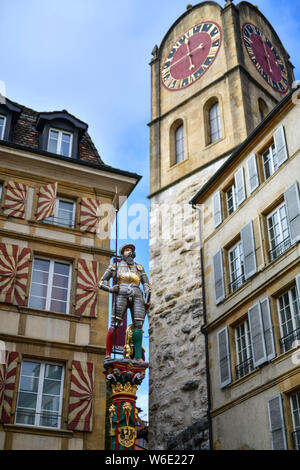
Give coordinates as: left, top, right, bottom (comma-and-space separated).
28, 258, 72, 314
235, 319, 254, 379
0, 115, 6, 140
291, 392, 300, 450
209, 102, 222, 143
228, 242, 245, 293
277, 286, 300, 353
15, 360, 64, 429
48, 129, 72, 157
225, 184, 237, 216
44, 198, 75, 228
262, 143, 278, 180
267, 203, 291, 262
258, 98, 268, 122
175, 124, 185, 164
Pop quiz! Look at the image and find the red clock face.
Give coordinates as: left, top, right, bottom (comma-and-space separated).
161, 22, 222, 91
242, 23, 289, 94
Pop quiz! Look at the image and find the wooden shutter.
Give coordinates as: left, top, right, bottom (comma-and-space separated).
284, 181, 300, 244
260, 298, 276, 361
3, 181, 27, 219
241, 221, 257, 280
0, 351, 19, 423
274, 126, 288, 166
213, 191, 222, 228
246, 154, 259, 193
235, 168, 246, 207
0, 243, 31, 306
75, 259, 99, 318
213, 249, 225, 305
36, 182, 57, 221
217, 327, 231, 388
248, 303, 267, 368
79, 197, 101, 233
68, 361, 94, 432
268, 394, 287, 450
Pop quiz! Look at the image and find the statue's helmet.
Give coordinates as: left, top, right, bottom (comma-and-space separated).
119, 243, 136, 257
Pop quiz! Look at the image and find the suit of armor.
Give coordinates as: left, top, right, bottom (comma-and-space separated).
99, 244, 151, 360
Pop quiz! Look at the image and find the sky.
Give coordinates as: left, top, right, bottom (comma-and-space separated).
1, 0, 300, 423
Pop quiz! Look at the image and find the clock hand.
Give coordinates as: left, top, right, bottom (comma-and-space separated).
185, 38, 195, 70
262, 35, 272, 74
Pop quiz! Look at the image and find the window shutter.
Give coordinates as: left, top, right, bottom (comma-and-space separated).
36, 182, 57, 221
241, 221, 257, 280
246, 154, 259, 193
75, 259, 99, 318
260, 298, 276, 361
213, 249, 225, 305
3, 181, 27, 219
217, 327, 231, 388
234, 168, 246, 207
79, 197, 101, 233
68, 361, 94, 432
0, 243, 31, 306
274, 126, 288, 166
248, 303, 267, 367
213, 191, 222, 228
284, 181, 300, 244
0, 351, 19, 423
268, 394, 287, 450
296, 274, 300, 301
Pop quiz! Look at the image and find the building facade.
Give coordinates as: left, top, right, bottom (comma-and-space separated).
148, 1, 295, 449
191, 87, 300, 450
0, 98, 140, 450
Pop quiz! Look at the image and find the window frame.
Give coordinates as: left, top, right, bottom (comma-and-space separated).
290, 392, 300, 450
225, 183, 237, 217
262, 142, 278, 181
0, 114, 7, 140
175, 123, 185, 164
228, 241, 245, 293
209, 101, 222, 144
234, 319, 254, 379
15, 359, 65, 430
28, 257, 72, 315
44, 197, 76, 229
48, 128, 73, 158
277, 285, 300, 352
267, 202, 291, 262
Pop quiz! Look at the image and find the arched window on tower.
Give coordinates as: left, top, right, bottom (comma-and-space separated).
209, 101, 222, 144
170, 119, 185, 166
258, 98, 268, 122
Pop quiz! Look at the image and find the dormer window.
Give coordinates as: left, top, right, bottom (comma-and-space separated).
48, 129, 73, 157
0, 115, 6, 140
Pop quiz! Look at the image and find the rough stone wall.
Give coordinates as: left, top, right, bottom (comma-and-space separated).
148, 159, 226, 450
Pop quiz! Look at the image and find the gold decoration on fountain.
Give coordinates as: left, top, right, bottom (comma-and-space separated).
108, 404, 116, 437
111, 381, 138, 397
123, 324, 146, 360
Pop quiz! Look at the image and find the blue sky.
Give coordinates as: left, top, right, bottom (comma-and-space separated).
1, 0, 300, 422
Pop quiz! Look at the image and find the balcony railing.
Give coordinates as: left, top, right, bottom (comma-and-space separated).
279, 327, 300, 354
269, 237, 291, 262
292, 429, 300, 450
235, 357, 254, 380
229, 273, 245, 294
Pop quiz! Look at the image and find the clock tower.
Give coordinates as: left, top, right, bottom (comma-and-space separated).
148, 1, 294, 449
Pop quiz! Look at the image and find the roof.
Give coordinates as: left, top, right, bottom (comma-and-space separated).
189, 86, 299, 206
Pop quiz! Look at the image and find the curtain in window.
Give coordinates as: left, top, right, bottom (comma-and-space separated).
36, 182, 57, 221
79, 197, 101, 233
0, 243, 31, 306
67, 361, 94, 432
0, 351, 19, 423
3, 181, 28, 219
75, 259, 99, 318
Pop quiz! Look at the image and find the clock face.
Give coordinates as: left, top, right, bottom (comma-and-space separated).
161, 22, 222, 91
242, 23, 289, 94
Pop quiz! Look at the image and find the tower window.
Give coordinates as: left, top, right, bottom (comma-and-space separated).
209, 102, 222, 143
0, 115, 6, 140
48, 128, 73, 157
175, 124, 185, 164
258, 98, 268, 122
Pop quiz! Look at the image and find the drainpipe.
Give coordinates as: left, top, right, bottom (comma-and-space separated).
192, 203, 213, 451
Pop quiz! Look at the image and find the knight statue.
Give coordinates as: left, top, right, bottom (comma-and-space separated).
99, 243, 151, 361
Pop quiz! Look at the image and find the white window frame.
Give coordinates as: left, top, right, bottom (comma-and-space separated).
262, 143, 278, 180
44, 197, 76, 229
225, 183, 237, 216
15, 360, 65, 429
175, 124, 185, 164
235, 319, 254, 379
267, 202, 291, 261
291, 392, 300, 450
29, 257, 72, 314
209, 102, 222, 143
277, 286, 300, 343
48, 128, 73, 158
228, 241, 245, 293
0, 115, 6, 140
